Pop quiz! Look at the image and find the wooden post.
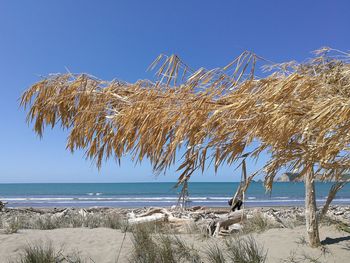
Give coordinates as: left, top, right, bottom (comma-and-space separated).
305, 165, 321, 247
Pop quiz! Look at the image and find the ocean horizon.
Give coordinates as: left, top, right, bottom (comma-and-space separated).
0, 182, 349, 208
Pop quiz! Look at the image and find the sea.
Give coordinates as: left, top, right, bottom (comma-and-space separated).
0, 182, 349, 208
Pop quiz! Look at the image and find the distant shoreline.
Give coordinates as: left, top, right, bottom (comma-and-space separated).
0, 182, 349, 208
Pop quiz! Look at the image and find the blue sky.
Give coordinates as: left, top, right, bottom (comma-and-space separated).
0, 0, 349, 183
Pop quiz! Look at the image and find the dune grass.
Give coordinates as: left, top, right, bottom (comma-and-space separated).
129, 223, 201, 263
205, 242, 226, 263
129, 222, 267, 263
11, 242, 88, 263
13, 242, 63, 263
242, 213, 277, 234
3, 217, 20, 234
1, 212, 126, 232
225, 235, 267, 263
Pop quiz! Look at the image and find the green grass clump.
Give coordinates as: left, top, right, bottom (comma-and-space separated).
33, 216, 63, 230
335, 222, 350, 233
102, 213, 123, 229
83, 214, 100, 229
170, 236, 201, 263
205, 242, 226, 263
243, 213, 275, 234
2, 212, 128, 231
320, 215, 350, 233
129, 223, 200, 263
129, 222, 268, 263
12, 242, 88, 263
225, 235, 267, 263
4, 217, 20, 234
16, 242, 63, 263
129, 224, 158, 263
295, 236, 307, 246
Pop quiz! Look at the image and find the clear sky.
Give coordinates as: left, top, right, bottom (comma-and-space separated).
0, 0, 349, 183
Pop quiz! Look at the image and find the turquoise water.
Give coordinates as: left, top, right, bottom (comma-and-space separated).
0, 182, 349, 208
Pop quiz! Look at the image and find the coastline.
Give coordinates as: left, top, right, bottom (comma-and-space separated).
1, 182, 349, 208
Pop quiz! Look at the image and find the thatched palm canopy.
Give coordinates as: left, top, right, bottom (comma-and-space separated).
21, 48, 350, 188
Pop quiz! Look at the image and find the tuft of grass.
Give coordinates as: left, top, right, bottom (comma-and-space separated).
129, 223, 201, 263
319, 215, 335, 226
129, 224, 158, 263
170, 236, 201, 263
295, 236, 307, 246
61, 251, 88, 263
185, 222, 210, 239
102, 213, 123, 229
83, 214, 100, 229
320, 215, 350, 233
120, 219, 130, 233
300, 252, 322, 263
280, 250, 301, 263
15, 242, 63, 263
67, 214, 85, 228
225, 235, 267, 263
4, 217, 20, 234
286, 214, 305, 229
12, 242, 89, 263
205, 242, 226, 263
280, 250, 325, 263
32, 216, 63, 230
335, 222, 350, 233
243, 213, 275, 234
156, 234, 177, 263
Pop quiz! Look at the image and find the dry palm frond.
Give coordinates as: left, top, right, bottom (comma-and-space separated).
21, 48, 350, 188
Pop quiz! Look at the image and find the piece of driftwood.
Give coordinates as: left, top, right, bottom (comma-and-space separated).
128, 213, 167, 225
126, 207, 246, 235
208, 210, 245, 236
138, 207, 171, 218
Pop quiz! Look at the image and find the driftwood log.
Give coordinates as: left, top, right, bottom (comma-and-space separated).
127, 208, 172, 225
208, 210, 245, 236
128, 213, 167, 225
126, 207, 246, 237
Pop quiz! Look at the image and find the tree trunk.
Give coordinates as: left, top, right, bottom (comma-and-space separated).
305, 166, 321, 247
319, 182, 347, 221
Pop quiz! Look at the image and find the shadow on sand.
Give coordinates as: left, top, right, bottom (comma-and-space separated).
321, 236, 350, 245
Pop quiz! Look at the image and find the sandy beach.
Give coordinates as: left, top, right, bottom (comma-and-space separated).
0, 206, 349, 262
0, 226, 350, 263
0, 225, 349, 263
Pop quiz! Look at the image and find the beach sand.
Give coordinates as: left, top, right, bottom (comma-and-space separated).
0, 225, 349, 263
